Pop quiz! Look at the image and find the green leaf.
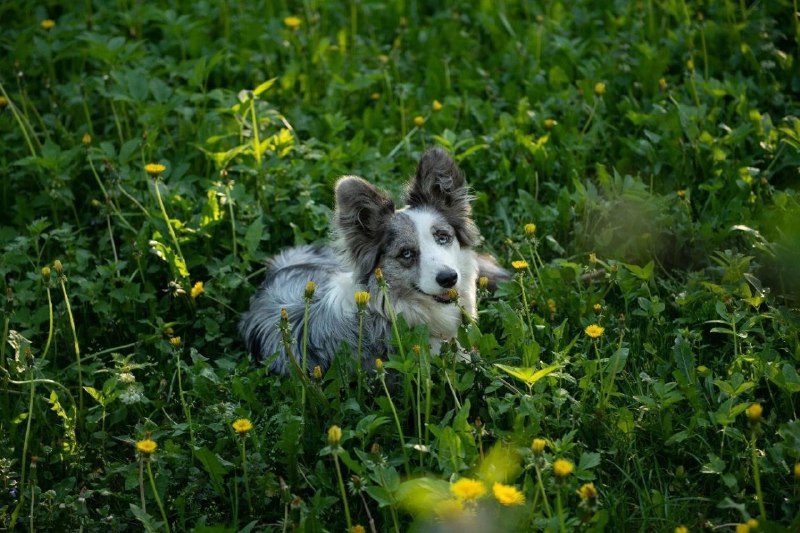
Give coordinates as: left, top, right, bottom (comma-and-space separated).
494, 363, 559, 387
253, 78, 277, 97
129, 504, 160, 532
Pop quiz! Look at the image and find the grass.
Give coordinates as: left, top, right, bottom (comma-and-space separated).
1, 0, 800, 531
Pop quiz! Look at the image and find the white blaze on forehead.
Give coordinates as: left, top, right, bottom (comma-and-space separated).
405, 208, 462, 294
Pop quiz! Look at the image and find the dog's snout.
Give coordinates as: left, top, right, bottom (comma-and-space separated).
436, 269, 458, 288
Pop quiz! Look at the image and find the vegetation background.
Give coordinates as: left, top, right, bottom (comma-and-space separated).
1, 0, 799, 531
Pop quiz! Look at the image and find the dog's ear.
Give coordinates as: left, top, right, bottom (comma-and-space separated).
334, 176, 395, 279
405, 147, 480, 246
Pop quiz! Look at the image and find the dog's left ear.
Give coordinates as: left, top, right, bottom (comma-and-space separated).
405, 148, 480, 247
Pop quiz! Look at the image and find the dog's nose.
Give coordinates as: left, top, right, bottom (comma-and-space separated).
436, 269, 458, 288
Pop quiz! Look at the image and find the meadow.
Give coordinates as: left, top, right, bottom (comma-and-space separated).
1, 0, 800, 531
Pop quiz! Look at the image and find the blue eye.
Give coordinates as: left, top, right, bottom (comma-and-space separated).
400, 249, 415, 260
436, 233, 453, 245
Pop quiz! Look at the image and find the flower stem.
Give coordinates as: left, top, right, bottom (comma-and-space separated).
152, 176, 189, 280
751, 430, 767, 521
59, 275, 83, 414
379, 373, 410, 476
146, 460, 171, 533
301, 298, 311, 410
556, 485, 566, 533
175, 348, 195, 450
332, 453, 352, 530
241, 438, 253, 515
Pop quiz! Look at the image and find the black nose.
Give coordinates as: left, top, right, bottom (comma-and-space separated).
436, 269, 458, 288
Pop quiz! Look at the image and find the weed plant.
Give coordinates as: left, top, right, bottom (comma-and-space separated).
1, 1, 800, 531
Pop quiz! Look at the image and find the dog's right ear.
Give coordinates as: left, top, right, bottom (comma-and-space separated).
334, 176, 395, 279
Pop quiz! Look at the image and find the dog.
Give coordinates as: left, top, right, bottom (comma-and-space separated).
239, 148, 509, 375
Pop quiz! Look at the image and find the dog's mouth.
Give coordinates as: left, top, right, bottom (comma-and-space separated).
432, 292, 453, 304
413, 284, 457, 304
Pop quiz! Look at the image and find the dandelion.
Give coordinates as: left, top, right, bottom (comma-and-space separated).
450, 478, 487, 501
190, 281, 204, 298
547, 299, 556, 314
588, 252, 597, 265
735, 524, 750, 533
543, 118, 557, 129
585, 324, 605, 338
686, 58, 695, 71
328, 425, 342, 446
355, 291, 370, 308
169, 336, 181, 347
283, 16, 302, 29
370, 92, 381, 101
41, 19, 56, 30
232, 418, 253, 434
447, 288, 458, 301
81, 133, 92, 145
374, 267, 384, 283
677, 189, 686, 199
746, 402, 763, 423
492, 482, 525, 506
512, 260, 529, 271
432, 100, 443, 111
41, 266, 51, 280
553, 458, 574, 479
659, 78, 668, 90
136, 439, 157, 455
304, 281, 316, 299
577, 482, 597, 500
675, 527, 688, 533
53, 259, 63, 274
145, 163, 166, 176
746, 519, 758, 530
478, 276, 489, 290
313, 365, 322, 380
794, 462, 800, 479
524, 223, 536, 237
697, 365, 710, 377
350, 526, 366, 533
375, 358, 384, 371
593, 303, 602, 315
594, 82, 606, 96
532, 438, 547, 455
0, 96, 8, 108
413, 115, 425, 127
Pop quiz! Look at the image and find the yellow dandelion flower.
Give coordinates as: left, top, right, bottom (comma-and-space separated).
283, 16, 302, 29
543, 118, 557, 129
593, 303, 602, 315
41, 19, 56, 30
82, 133, 92, 145
594, 82, 606, 96
735, 524, 750, 533
675, 527, 688, 533
370, 92, 381, 101
413, 115, 425, 127
659, 78, 668, 91
450, 478, 487, 501
169, 336, 181, 347
577, 482, 597, 500
136, 438, 157, 455
492, 482, 525, 506
0, 96, 8, 108
190, 281, 204, 298
355, 291, 371, 307
350, 526, 366, 533
144, 163, 166, 176
232, 418, 253, 434
746, 402, 763, 423
375, 358, 384, 371
41, 266, 51, 280
432, 100, 443, 111
553, 458, 574, 479
328, 425, 342, 445
478, 276, 489, 290
532, 438, 547, 455
746, 519, 758, 530
313, 365, 322, 380
447, 288, 458, 301
585, 324, 605, 338
524, 223, 536, 237
511, 260, 529, 271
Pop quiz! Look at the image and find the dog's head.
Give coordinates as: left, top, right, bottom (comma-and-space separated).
334, 148, 481, 303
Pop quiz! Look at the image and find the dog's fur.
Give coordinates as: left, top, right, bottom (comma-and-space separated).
239, 148, 509, 374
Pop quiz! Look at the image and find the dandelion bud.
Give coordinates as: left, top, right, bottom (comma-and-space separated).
327, 425, 342, 446
577, 482, 597, 500
280, 308, 289, 322
675, 527, 688, 533
593, 303, 602, 315
290, 495, 303, 510
0, 96, 8, 108
594, 82, 606, 96
478, 276, 489, 290
370, 442, 381, 455
374, 268, 384, 284
746, 402, 763, 424
304, 281, 316, 300
794, 462, 800, 480
313, 365, 322, 380
447, 288, 458, 301
370, 92, 380, 101
543, 118, 557, 130
351, 525, 366, 533
659, 78, 668, 91
532, 438, 546, 455
82, 133, 92, 145
588, 252, 597, 265
413, 115, 425, 127
524, 223, 536, 237
412, 344, 421, 355
677, 190, 686, 199
375, 358, 384, 371
547, 299, 556, 314
53, 259, 63, 274
746, 519, 758, 530
675, 465, 686, 479
169, 336, 181, 347
474, 417, 483, 429
432, 100, 443, 111
41, 266, 51, 280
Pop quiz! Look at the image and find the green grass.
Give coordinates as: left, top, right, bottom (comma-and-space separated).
1, 0, 800, 531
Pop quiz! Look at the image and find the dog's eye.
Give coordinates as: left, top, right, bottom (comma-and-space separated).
435, 233, 453, 245
399, 248, 416, 261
